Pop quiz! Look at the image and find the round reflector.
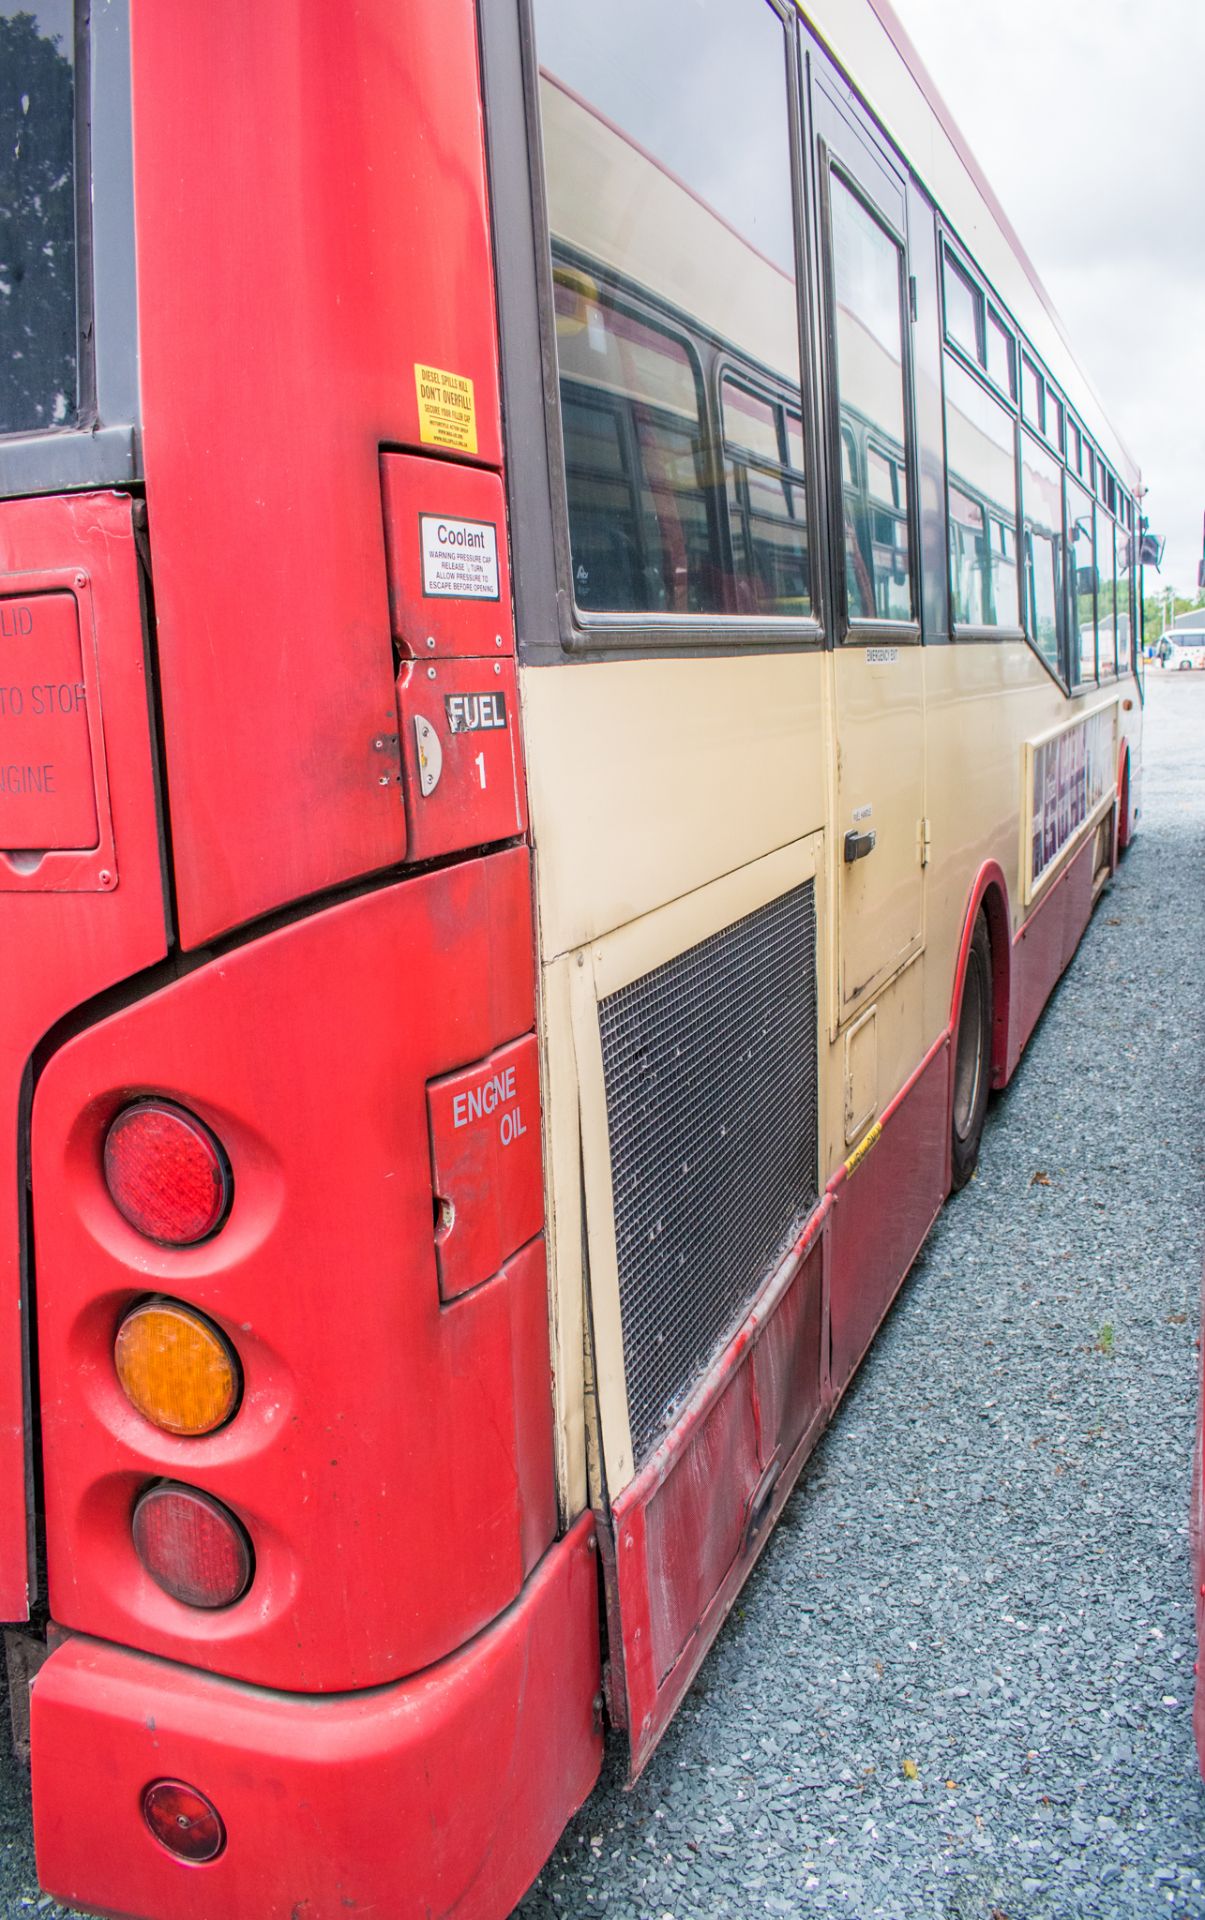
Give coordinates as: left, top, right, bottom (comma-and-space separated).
104, 1101, 232, 1246
132, 1483, 253, 1609
115, 1300, 241, 1436
142, 1779, 226, 1863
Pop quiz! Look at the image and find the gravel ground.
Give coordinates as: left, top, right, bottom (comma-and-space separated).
0, 673, 1200, 1920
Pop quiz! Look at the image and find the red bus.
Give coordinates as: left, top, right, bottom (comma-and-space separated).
0, 2, 1144, 1915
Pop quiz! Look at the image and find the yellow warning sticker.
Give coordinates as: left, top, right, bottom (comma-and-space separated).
843, 1120, 882, 1180
415, 363, 477, 454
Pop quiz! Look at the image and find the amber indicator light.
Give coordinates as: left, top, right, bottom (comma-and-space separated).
115, 1299, 241, 1436
132, 1482, 253, 1609
142, 1779, 226, 1863
104, 1101, 232, 1246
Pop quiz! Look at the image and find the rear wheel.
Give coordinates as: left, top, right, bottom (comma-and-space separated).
951, 912, 992, 1190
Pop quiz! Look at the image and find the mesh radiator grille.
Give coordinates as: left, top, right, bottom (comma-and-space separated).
597, 880, 819, 1467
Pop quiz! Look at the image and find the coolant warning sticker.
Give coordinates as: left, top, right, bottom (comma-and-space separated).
414, 363, 477, 454
420, 515, 500, 600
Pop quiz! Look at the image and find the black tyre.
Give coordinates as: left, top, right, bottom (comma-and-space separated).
951, 912, 992, 1190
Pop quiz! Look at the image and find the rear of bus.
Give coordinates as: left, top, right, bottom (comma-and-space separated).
0, 4, 602, 1915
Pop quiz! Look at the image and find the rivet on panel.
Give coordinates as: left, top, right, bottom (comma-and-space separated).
426, 636, 436, 649
427, 666, 437, 680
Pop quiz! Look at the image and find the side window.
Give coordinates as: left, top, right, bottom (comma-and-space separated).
1020, 431, 1062, 680
1021, 356, 1043, 433
943, 252, 981, 362
721, 378, 811, 616
1096, 507, 1117, 676
1117, 528, 1134, 672
829, 172, 914, 624
553, 280, 712, 614
943, 353, 1019, 630
532, 0, 810, 623
1066, 474, 1096, 685
0, 5, 79, 435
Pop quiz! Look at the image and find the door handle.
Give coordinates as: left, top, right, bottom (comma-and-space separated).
844, 828, 877, 863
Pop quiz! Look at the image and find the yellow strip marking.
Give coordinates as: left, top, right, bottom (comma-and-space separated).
843, 1120, 882, 1180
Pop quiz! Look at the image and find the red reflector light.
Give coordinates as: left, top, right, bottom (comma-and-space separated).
142, 1780, 226, 1863
104, 1101, 231, 1245
132, 1483, 253, 1609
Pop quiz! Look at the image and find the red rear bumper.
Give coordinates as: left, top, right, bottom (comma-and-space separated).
31, 1518, 602, 1920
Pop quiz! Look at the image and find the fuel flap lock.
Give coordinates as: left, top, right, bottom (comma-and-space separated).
395, 654, 526, 862
0, 593, 99, 851
427, 1033, 544, 1302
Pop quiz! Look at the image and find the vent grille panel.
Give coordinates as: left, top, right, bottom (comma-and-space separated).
598, 881, 819, 1467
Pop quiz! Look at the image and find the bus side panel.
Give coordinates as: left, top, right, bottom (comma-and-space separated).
32, 1519, 603, 1920
130, 0, 503, 945
1005, 831, 1097, 1080
34, 850, 557, 1691
828, 1037, 949, 1395
0, 491, 168, 1621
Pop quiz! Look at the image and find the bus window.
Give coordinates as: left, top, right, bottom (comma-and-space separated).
1096, 507, 1117, 676
533, 0, 809, 622
721, 378, 811, 615
829, 174, 913, 623
1117, 534, 1134, 671
1066, 474, 1096, 683
1021, 430, 1062, 678
554, 285, 712, 613
0, 4, 78, 435
943, 353, 1019, 629
1021, 356, 1043, 433
942, 250, 981, 361
985, 308, 1016, 400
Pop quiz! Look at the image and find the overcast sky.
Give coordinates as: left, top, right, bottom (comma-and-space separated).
890, 0, 1205, 599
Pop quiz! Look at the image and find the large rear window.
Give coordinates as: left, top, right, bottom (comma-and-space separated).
0, 3, 79, 437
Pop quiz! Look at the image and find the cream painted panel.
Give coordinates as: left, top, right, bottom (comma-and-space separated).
521, 654, 828, 960
833, 645, 925, 1013
537, 956, 589, 1521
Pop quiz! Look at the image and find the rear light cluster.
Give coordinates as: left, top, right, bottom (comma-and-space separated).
132, 1483, 253, 1610
104, 1100, 231, 1246
103, 1100, 253, 1612
115, 1299, 240, 1437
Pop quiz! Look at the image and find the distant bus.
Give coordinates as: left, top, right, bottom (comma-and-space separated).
1158, 629, 1205, 669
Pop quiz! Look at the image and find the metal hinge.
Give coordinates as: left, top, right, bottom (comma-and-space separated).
920, 816, 932, 867
908, 274, 918, 323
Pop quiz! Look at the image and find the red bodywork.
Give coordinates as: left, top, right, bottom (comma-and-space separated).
9, 4, 606, 1914
32, 1517, 603, 1920
0, 493, 168, 1621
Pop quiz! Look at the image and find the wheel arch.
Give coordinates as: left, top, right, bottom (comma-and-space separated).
950, 862, 1012, 1093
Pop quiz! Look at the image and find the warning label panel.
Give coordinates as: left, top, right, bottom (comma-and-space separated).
420, 514, 500, 600
414, 363, 478, 454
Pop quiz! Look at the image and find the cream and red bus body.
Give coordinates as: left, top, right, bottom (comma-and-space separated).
0, 1, 1144, 1916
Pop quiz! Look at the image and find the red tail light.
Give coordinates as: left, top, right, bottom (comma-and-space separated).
103, 1101, 232, 1245
132, 1483, 253, 1609
142, 1780, 226, 1863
